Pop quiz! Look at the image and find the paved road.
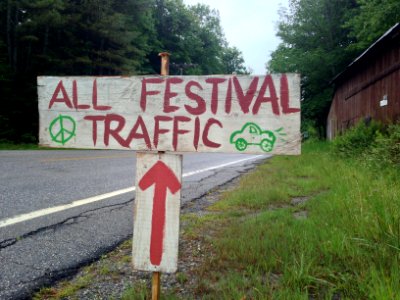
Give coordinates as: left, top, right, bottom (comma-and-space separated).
0, 150, 267, 299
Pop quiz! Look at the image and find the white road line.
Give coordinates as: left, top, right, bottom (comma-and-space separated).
182, 155, 265, 177
0, 155, 265, 228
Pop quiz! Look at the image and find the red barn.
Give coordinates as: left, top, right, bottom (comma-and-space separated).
327, 23, 400, 139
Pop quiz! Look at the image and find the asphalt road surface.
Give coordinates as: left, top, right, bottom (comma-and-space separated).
0, 150, 267, 299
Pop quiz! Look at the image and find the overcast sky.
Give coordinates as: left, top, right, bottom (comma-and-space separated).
183, 0, 289, 75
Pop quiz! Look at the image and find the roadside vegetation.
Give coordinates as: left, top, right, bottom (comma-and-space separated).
0, 143, 87, 150
33, 122, 400, 299
1, 0, 249, 144
0, 142, 39, 150
1, 0, 399, 144
186, 122, 400, 299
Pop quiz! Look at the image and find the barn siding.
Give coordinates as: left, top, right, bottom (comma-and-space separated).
327, 25, 400, 139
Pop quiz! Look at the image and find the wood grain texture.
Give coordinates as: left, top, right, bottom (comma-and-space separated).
38, 74, 301, 155
132, 153, 182, 273
327, 29, 400, 139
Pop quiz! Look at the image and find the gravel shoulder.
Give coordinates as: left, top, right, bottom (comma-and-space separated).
33, 173, 245, 300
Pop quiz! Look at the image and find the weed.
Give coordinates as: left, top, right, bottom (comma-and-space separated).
99, 264, 112, 276
31, 139, 400, 298
332, 120, 383, 158
189, 141, 400, 298
121, 282, 149, 300
32, 273, 94, 299
32, 287, 57, 300
175, 272, 188, 284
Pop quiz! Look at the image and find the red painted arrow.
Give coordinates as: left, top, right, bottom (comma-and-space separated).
138, 160, 181, 266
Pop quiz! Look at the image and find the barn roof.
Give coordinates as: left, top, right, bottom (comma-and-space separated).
332, 23, 400, 84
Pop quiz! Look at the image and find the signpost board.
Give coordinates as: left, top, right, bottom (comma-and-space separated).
133, 153, 182, 273
38, 71, 300, 298
38, 74, 301, 155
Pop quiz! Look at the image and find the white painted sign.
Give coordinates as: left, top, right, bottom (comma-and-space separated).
38, 74, 301, 154
132, 153, 182, 273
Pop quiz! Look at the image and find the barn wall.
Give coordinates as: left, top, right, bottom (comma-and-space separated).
327, 39, 400, 139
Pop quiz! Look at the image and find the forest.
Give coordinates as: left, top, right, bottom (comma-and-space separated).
268, 0, 400, 135
0, 0, 248, 143
0, 0, 399, 143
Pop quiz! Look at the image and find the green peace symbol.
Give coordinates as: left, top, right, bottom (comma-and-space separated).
49, 115, 76, 145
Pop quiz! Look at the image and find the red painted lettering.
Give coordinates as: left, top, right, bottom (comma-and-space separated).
73, 80, 90, 110
125, 116, 151, 149
84, 115, 105, 146
193, 117, 200, 150
202, 118, 222, 148
206, 78, 226, 114
164, 77, 183, 113
172, 116, 191, 151
233, 76, 259, 114
92, 79, 111, 111
184, 81, 206, 115
140, 78, 164, 112
48, 80, 73, 109
153, 116, 172, 148
253, 75, 280, 115
281, 74, 300, 114
225, 78, 232, 114
104, 114, 127, 147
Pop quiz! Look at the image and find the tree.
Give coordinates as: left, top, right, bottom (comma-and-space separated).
0, 0, 248, 143
0, 0, 154, 143
221, 46, 248, 74
188, 3, 226, 74
345, 0, 400, 52
151, 1, 232, 75
268, 0, 357, 134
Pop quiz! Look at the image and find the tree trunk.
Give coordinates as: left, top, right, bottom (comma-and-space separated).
6, 0, 13, 72
43, 25, 49, 55
13, 2, 18, 73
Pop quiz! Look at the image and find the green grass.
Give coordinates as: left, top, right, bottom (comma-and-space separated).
121, 282, 180, 300
0, 142, 41, 150
0, 142, 91, 150
121, 283, 149, 300
189, 141, 400, 299
32, 140, 400, 299
33, 272, 94, 300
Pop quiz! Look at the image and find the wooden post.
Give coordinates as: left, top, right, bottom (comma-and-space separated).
152, 272, 161, 300
150, 52, 170, 300
158, 52, 170, 76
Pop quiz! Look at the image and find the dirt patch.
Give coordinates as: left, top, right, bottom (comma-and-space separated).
293, 210, 308, 219
40, 177, 243, 300
291, 196, 311, 206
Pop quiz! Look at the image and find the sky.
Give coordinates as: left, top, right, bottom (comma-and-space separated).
183, 0, 289, 75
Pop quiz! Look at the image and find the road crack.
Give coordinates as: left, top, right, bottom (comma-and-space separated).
0, 198, 134, 252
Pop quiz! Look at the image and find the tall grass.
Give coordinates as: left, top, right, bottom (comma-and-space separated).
193, 141, 400, 299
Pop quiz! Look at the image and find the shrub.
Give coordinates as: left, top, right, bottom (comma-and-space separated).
369, 124, 400, 167
332, 120, 383, 158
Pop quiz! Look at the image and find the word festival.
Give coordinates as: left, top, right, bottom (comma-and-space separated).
39, 74, 300, 154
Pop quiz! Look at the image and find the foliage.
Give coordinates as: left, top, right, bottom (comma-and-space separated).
332, 120, 400, 172
0, 0, 248, 143
368, 123, 400, 168
221, 46, 249, 75
268, 0, 357, 134
345, 0, 400, 52
190, 141, 400, 298
268, 0, 399, 136
332, 120, 383, 158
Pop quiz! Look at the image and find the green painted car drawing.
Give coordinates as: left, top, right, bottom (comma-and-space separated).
230, 122, 276, 152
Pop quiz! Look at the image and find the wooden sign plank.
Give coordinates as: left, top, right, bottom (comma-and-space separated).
132, 153, 182, 273
38, 74, 301, 154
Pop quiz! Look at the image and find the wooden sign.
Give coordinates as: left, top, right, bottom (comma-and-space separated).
38, 74, 301, 154
132, 153, 182, 273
